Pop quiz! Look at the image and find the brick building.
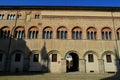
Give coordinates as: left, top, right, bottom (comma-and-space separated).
0, 6, 120, 73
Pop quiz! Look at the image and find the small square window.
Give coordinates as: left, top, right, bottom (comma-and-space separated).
52, 54, 57, 62
35, 14, 39, 19
15, 53, 21, 62
33, 54, 39, 62
17, 14, 21, 19
88, 54, 94, 62
106, 55, 112, 63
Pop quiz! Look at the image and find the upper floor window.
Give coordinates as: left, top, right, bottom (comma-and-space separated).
57, 26, 67, 39
72, 27, 82, 40
101, 27, 112, 40
88, 54, 94, 62
0, 26, 10, 39
28, 26, 38, 39
35, 14, 40, 19
17, 14, 22, 19
117, 28, 120, 40
0, 14, 4, 19
14, 26, 25, 39
87, 27, 97, 40
7, 14, 16, 20
15, 53, 21, 62
43, 26, 52, 39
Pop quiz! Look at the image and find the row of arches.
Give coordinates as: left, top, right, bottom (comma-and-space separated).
1, 26, 120, 40
0, 50, 117, 73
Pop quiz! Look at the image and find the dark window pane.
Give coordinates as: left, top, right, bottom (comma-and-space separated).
106, 55, 112, 62
88, 54, 94, 62
33, 54, 39, 62
52, 54, 57, 62
15, 53, 21, 62
0, 54, 3, 62
102, 32, 104, 40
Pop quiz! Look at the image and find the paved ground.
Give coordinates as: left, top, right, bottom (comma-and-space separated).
0, 72, 119, 80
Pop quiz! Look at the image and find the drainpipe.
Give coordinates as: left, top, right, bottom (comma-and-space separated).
5, 10, 18, 72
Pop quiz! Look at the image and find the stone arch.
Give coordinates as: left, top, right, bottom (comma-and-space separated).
83, 50, 98, 58
102, 50, 117, 73
101, 50, 115, 59
29, 50, 42, 71
10, 50, 25, 57
65, 50, 79, 72
65, 50, 79, 59
84, 50, 99, 73
48, 50, 61, 73
48, 50, 60, 55
10, 50, 25, 72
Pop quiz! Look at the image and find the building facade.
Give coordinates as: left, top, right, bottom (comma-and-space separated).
0, 6, 120, 73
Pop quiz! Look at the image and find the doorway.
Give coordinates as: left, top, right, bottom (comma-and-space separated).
66, 53, 79, 72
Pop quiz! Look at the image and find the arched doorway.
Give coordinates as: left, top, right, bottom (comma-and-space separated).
66, 53, 79, 72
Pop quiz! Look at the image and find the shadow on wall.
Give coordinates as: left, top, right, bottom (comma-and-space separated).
101, 48, 120, 80
0, 30, 50, 76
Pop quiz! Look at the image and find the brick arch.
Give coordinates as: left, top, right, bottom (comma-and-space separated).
101, 27, 112, 40
57, 26, 67, 31
87, 27, 97, 32
28, 26, 39, 31
72, 26, 82, 32
101, 27, 112, 32
28, 26, 39, 39
43, 26, 53, 39
57, 26, 67, 39
43, 26, 53, 32
0, 26, 10, 38
14, 26, 25, 39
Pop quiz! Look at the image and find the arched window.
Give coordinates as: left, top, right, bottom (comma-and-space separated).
87, 27, 97, 40
43, 26, 52, 39
116, 28, 120, 40
101, 27, 112, 40
0, 26, 10, 38
72, 27, 82, 40
14, 26, 25, 39
7, 14, 16, 20
57, 26, 67, 39
28, 26, 38, 39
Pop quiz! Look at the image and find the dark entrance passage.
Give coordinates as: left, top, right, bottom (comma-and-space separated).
66, 53, 79, 72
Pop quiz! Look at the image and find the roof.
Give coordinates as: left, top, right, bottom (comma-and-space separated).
0, 6, 120, 11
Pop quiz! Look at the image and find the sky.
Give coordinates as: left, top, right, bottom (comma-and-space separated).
0, 0, 120, 7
